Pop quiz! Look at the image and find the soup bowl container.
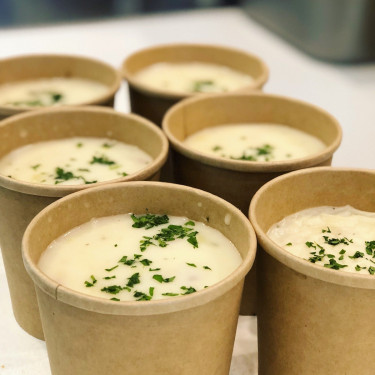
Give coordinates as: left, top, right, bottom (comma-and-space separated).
0, 106, 168, 339
0, 54, 122, 120
22, 181, 256, 375
121, 43, 269, 126
249, 167, 375, 375
163, 92, 342, 315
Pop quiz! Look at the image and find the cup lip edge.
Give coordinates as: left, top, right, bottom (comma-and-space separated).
162, 92, 342, 173
249, 166, 375, 289
22, 180, 257, 315
0, 105, 169, 197
121, 42, 269, 100
0, 53, 122, 115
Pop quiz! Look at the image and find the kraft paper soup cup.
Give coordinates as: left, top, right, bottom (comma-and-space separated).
121, 43, 269, 125
249, 167, 375, 375
0, 54, 122, 120
22, 181, 256, 375
163, 92, 342, 315
0, 106, 168, 339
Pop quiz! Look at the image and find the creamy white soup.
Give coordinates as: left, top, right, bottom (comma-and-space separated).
0, 137, 152, 185
267, 206, 375, 275
184, 123, 326, 162
0, 77, 108, 108
38, 213, 242, 301
134, 62, 254, 94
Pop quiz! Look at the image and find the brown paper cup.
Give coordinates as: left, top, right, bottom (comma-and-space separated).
22, 181, 256, 375
121, 43, 269, 125
0, 54, 122, 120
163, 92, 342, 315
249, 167, 375, 375
0, 106, 168, 339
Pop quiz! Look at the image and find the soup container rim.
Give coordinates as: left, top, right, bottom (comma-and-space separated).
249, 166, 375, 289
0, 53, 122, 116
121, 42, 270, 100
162, 92, 342, 173
0, 105, 169, 197
22, 181, 257, 316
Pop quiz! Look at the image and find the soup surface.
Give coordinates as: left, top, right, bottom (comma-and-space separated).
0, 137, 152, 185
0, 77, 108, 108
134, 62, 254, 94
38, 213, 242, 301
184, 123, 326, 162
267, 206, 375, 274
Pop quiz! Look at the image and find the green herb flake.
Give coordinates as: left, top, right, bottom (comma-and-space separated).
126, 273, 141, 288
365, 241, 375, 256
286, 242, 293, 246
131, 213, 169, 229
185, 221, 195, 226
140, 259, 153, 266
153, 274, 176, 283
76, 142, 83, 148
323, 236, 353, 246
105, 265, 118, 272
203, 266, 212, 270
149, 268, 161, 272
84, 275, 97, 287
180, 286, 197, 295
212, 145, 222, 152
31, 164, 41, 170
162, 292, 179, 297
368, 266, 375, 275
103, 276, 116, 280
186, 263, 197, 267
110, 297, 120, 301
355, 265, 365, 272
349, 251, 364, 259
192, 80, 215, 92
323, 259, 348, 270
101, 285, 123, 294
322, 227, 332, 233
90, 155, 116, 165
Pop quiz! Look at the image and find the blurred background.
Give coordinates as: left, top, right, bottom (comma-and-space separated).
1, 0, 374, 63
0, 0, 240, 27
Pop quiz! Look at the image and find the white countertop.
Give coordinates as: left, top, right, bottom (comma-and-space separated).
0, 7, 374, 374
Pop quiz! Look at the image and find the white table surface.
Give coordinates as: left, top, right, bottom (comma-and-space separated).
0, 7, 374, 374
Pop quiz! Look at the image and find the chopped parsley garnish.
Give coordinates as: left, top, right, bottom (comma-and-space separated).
140, 259, 152, 266
140, 236, 155, 252
186, 263, 197, 267
131, 213, 169, 229
31, 164, 41, 170
84, 275, 97, 287
105, 265, 118, 272
203, 266, 212, 270
102, 143, 114, 148
368, 266, 375, 275
149, 268, 161, 272
162, 292, 179, 297
101, 285, 123, 294
212, 145, 222, 152
323, 259, 348, 270
286, 242, 292, 246
103, 276, 116, 280
322, 227, 331, 233
54, 167, 97, 185
110, 297, 120, 301
192, 80, 215, 92
355, 265, 366, 272
134, 287, 154, 301
90, 155, 116, 165
349, 251, 364, 259
76, 142, 83, 148
323, 236, 353, 246
153, 274, 176, 283
365, 241, 375, 256
180, 286, 197, 295
126, 273, 140, 288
